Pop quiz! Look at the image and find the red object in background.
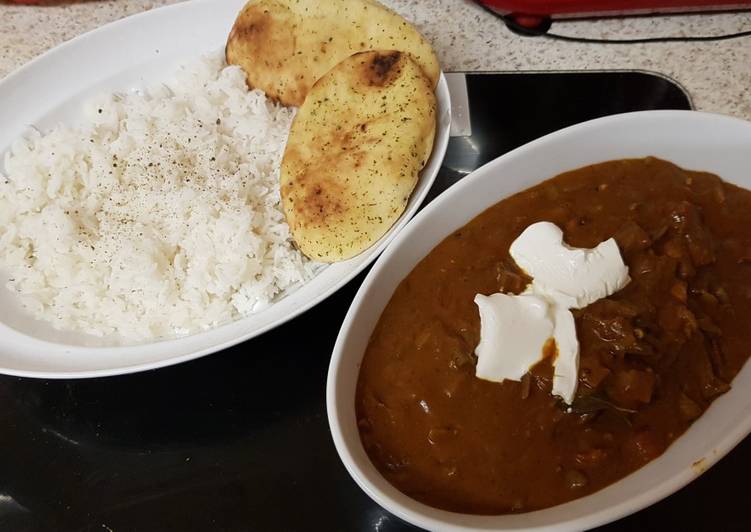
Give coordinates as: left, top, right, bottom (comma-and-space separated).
3, 1, 78, 4
480, 0, 751, 18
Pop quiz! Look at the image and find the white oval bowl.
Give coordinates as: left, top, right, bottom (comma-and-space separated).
0, 0, 450, 377
327, 110, 751, 531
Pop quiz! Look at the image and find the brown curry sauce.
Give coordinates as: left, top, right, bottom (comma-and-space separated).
355, 158, 751, 514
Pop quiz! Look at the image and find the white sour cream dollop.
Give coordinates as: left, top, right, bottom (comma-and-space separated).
474, 221, 630, 403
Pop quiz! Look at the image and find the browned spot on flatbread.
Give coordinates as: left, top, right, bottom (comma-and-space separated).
352, 151, 366, 169
295, 172, 347, 227
361, 51, 402, 87
237, 6, 273, 38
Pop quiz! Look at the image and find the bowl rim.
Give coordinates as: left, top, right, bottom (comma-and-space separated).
326, 109, 751, 531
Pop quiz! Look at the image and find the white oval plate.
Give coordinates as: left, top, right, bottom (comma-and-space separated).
0, 0, 451, 377
328, 111, 751, 531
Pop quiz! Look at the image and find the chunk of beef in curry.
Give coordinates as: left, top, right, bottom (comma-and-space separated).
356, 157, 751, 515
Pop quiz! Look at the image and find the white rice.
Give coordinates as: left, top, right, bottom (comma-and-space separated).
0, 52, 320, 340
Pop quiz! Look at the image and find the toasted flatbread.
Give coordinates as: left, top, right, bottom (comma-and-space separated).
280, 50, 436, 262
226, 0, 439, 106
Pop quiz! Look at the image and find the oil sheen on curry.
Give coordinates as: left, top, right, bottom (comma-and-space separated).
355, 157, 751, 514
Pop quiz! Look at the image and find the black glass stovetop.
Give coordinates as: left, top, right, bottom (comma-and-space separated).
2, 72, 746, 532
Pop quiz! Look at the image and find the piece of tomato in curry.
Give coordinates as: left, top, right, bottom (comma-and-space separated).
355, 157, 751, 514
